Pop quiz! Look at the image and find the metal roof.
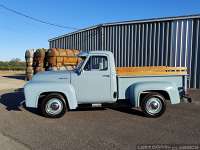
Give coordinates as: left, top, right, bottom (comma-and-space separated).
49, 14, 200, 42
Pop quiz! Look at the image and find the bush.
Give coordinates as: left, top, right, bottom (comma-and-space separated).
0, 59, 26, 71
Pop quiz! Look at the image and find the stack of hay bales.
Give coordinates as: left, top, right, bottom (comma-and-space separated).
33, 48, 46, 74
25, 48, 80, 80
46, 48, 80, 71
25, 49, 34, 80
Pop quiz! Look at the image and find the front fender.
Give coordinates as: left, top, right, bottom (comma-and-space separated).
24, 81, 77, 109
130, 81, 180, 107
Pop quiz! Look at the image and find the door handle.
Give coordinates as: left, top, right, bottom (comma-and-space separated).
102, 75, 110, 77
58, 77, 68, 80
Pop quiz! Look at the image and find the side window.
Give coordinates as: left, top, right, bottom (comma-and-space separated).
84, 56, 108, 71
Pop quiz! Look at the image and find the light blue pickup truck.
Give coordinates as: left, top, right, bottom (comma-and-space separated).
24, 51, 191, 118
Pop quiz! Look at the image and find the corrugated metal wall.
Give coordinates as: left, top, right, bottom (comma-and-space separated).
49, 17, 200, 88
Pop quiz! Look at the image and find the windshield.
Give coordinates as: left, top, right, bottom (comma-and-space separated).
75, 57, 86, 70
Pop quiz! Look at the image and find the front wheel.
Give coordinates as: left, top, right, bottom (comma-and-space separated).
141, 92, 166, 118
41, 93, 67, 118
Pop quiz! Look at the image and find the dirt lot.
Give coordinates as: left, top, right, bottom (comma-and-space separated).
0, 71, 26, 91
0, 72, 199, 150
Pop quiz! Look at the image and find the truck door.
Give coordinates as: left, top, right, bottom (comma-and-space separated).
73, 55, 112, 103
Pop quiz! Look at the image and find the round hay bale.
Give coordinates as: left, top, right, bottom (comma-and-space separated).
26, 70, 34, 75
26, 57, 33, 63
26, 74, 33, 81
47, 48, 59, 57
65, 65, 75, 70
25, 49, 34, 58
56, 56, 64, 63
49, 67, 58, 71
63, 57, 79, 65
34, 67, 45, 74
47, 57, 57, 67
35, 48, 46, 58
26, 62, 33, 67
45, 49, 80, 70
58, 48, 67, 56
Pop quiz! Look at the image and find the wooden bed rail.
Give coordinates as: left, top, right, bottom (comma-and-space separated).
116, 66, 187, 76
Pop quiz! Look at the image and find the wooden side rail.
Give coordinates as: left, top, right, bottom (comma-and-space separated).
116, 66, 187, 76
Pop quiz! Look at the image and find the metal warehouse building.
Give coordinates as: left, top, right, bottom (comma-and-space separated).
49, 15, 200, 89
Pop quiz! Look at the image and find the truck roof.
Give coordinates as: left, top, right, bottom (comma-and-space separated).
78, 50, 113, 57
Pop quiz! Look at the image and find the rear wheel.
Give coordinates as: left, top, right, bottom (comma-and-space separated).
141, 92, 166, 118
41, 93, 67, 118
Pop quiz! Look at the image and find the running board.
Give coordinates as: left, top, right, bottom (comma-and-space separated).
92, 104, 102, 107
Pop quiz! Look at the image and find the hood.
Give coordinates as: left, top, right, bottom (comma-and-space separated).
32, 70, 73, 82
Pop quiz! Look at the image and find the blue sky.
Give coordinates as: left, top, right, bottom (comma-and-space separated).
0, 0, 200, 61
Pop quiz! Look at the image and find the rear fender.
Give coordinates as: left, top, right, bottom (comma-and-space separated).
130, 81, 180, 107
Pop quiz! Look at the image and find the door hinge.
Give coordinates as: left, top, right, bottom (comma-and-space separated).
113, 92, 117, 98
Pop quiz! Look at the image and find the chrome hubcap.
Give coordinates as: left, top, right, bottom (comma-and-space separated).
45, 98, 63, 115
146, 97, 162, 115
50, 102, 60, 110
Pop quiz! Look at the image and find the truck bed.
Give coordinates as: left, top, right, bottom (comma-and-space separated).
116, 66, 187, 100
116, 66, 187, 76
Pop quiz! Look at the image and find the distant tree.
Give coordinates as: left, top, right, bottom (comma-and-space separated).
0, 58, 25, 70
10, 58, 21, 62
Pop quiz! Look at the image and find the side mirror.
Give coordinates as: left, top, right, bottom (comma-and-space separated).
77, 68, 83, 75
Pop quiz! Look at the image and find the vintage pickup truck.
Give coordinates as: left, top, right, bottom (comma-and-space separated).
24, 51, 191, 118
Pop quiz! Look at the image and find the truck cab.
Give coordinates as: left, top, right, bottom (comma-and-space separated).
71, 51, 117, 103
24, 51, 190, 118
